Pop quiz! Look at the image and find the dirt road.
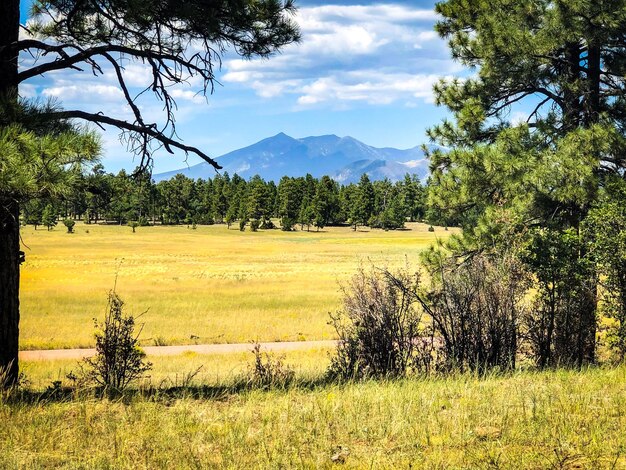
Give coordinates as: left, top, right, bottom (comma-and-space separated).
19, 340, 338, 361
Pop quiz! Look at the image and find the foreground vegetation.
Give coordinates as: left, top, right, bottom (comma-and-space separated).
2, 365, 626, 468
20, 222, 451, 350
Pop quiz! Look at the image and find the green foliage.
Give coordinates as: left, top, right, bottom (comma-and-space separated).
62, 218, 75, 233
0, 121, 100, 203
584, 178, 626, 360
71, 291, 152, 390
30, 170, 435, 230
22, 199, 43, 228
128, 221, 139, 233
427, 0, 626, 367
41, 204, 57, 231
351, 174, 375, 228
249, 218, 260, 232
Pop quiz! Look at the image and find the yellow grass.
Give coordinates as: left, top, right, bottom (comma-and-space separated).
21, 347, 334, 390
20, 222, 452, 350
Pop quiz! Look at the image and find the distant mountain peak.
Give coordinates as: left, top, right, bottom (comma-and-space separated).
154, 133, 431, 184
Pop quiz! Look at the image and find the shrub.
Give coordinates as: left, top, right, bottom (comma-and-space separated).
138, 216, 150, 226
428, 226, 435, 232
63, 218, 75, 233
327, 265, 425, 380
245, 343, 294, 389
250, 218, 260, 232
424, 253, 530, 372
70, 291, 152, 390
239, 220, 246, 231
128, 221, 139, 233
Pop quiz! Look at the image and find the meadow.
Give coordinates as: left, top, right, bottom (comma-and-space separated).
11, 222, 626, 469
20, 221, 450, 350
3, 366, 626, 468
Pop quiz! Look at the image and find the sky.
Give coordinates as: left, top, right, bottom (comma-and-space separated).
19, 0, 465, 173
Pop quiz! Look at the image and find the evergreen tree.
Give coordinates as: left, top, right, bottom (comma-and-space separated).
41, 203, 58, 231
351, 174, 375, 230
23, 199, 44, 229
277, 176, 301, 230
298, 196, 315, 231
429, 0, 626, 366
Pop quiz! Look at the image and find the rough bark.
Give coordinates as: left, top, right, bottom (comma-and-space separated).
0, 0, 21, 386
0, 199, 21, 385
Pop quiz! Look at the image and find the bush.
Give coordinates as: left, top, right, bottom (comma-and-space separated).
138, 216, 150, 226
250, 219, 260, 232
428, 226, 435, 232
239, 220, 246, 231
424, 253, 529, 372
128, 221, 139, 233
70, 291, 152, 390
245, 343, 294, 389
328, 265, 426, 380
63, 218, 75, 233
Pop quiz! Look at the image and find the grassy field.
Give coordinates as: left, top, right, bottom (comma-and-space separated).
20, 347, 334, 390
3, 365, 626, 468
20, 222, 450, 350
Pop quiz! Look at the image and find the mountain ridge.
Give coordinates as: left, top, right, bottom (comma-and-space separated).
154, 133, 432, 184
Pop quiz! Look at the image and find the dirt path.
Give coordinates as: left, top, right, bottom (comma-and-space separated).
19, 340, 338, 361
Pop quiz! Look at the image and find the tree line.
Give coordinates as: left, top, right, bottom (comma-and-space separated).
22, 167, 457, 231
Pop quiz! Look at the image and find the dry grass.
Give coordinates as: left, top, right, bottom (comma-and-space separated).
20, 222, 450, 350
2, 366, 626, 468
21, 347, 334, 390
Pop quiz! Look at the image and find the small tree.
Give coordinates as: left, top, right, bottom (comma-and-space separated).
225, 210, 236, 229
41, 204, 57, 231
74, 291, 152, 390
128, 221, 139, 233
62, 218, 75, 233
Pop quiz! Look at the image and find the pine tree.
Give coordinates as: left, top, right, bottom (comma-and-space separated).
429, 0, 626, 366
351, 174, 375, 230
41, 204, 57, 231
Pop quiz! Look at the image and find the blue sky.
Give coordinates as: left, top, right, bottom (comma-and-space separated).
19, 0, 464, 173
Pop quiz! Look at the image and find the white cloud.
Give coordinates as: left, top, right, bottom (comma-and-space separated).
220, 3, 455, 107
296, 72, 443, 106
170, 89, 205, 103
42, 84, 124, 102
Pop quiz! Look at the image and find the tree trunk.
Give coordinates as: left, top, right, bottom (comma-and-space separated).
0, 0, 21, 386
0, 199, 21, 385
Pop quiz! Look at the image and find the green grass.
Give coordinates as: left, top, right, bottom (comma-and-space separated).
20, 222, 452, 350
3, 366, 626, 468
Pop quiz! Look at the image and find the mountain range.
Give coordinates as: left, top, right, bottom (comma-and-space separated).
153, 133, 433, 184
